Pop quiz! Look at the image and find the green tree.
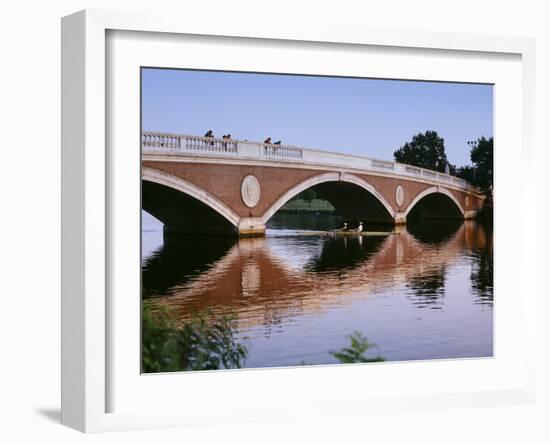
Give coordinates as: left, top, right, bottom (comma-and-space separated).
300, 188, 317, 205
330, 331, 385, 363
470, 136, 493, 192
142, 305, 248, 373
394, 130, 448, 172
456, 165, 476, 183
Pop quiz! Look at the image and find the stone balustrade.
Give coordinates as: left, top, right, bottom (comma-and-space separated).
142, 131, 472, 190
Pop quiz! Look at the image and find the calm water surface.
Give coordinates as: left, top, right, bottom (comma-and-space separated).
142, 213, 493, 368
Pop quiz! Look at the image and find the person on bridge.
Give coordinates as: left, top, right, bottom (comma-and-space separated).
263, 137, 272, 144
222, 134, 231, 151
204, 130, 215, 146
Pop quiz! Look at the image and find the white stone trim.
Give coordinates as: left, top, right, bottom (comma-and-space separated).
240, 175, 261, 208
403, 186, 465, 216
142, 153, 485, 198
142, 167, 240, 226
395, 185, 405, 207
260, 171, 395, 224
143, 131, 475, 191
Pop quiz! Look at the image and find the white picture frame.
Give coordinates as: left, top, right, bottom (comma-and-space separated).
61, 9, 537, 433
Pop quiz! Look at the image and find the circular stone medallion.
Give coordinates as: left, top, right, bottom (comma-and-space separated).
241, 175, 261, 208
395, 185, 404, 207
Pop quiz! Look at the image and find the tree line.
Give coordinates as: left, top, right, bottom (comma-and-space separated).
393, 130, 493, 195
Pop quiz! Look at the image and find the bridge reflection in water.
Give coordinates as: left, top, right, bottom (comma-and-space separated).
142, 220, 493, 367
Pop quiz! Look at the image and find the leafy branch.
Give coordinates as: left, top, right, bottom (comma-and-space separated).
330, 331, 385, 363
142, 304, 248, 373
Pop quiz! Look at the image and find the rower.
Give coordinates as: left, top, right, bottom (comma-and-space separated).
335, 222, 348, 232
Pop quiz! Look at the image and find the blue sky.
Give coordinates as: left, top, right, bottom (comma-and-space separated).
142, 68, 493, 168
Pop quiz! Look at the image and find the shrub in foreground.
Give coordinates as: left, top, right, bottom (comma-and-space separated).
331, 331, 385, 363
142, 305, 248, 373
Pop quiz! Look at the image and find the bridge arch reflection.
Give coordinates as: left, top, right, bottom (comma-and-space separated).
143, 221, 491, 329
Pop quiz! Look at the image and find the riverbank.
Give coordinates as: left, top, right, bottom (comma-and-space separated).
277, 198, 336, 214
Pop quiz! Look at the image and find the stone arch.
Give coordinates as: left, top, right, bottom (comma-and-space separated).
142, 167, 240, 228
260, 172, 395, 224
404, 186, 465, 218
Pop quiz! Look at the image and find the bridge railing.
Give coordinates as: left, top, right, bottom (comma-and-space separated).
263, 143, 303, 159
142, 132, 238, 154
399, 164, 469, 187
142, 131, 472, 190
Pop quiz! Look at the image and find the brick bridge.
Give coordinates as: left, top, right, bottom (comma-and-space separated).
142, 132, 485, 236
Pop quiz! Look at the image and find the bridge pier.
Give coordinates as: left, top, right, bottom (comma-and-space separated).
238, 218, 266, 237
394, 212, 407, 225
162, 218, 267, 237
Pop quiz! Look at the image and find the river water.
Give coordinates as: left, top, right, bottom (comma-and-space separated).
142, 212, 493, 369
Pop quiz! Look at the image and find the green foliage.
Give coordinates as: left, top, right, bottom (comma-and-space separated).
331, 331, 385, 363
456, 165, 476, 183
301, 188, 317, 203
394, 130, 448, 172
470, 136, 493, 192
142, 304, 248, 373
143, 305, 385, 371
290, 188, 318, 205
